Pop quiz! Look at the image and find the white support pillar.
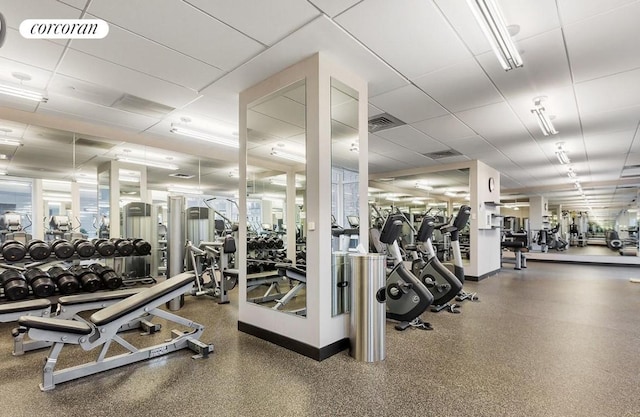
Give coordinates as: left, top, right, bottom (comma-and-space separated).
32, 179, 44, 240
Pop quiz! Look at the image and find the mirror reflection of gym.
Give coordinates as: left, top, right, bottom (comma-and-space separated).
245, 79, 307, 316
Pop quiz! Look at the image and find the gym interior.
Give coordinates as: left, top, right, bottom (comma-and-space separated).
0, 1, 638, 416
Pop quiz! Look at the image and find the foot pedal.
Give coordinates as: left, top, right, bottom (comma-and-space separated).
188, 339, 214, 359
140, 319, 161, 335
394, 321, 412, 331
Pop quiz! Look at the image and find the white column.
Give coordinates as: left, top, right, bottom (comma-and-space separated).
32, 179, 44, 240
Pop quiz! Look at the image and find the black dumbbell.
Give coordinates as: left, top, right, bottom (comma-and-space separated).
69, 266, 101, 293
89, 264, 122, 290
266, 238, 276, 248
248, 238, 258, 250
48, 266, 80, 295
51, 239, 75, 259
275, 238, 284, 248
0, 269, 29, 301
74, 239, 96, 258
257, 238, 267, 249
133, 238, 151, 256
23, 268, 56, 298
2, 240, 26, 262
110, 238, 134, 256
27, 239, 51, 261
93, 238, 116, 257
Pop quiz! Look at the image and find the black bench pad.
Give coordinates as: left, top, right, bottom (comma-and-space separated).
275, 264, 306, 282
58, 288, 142, 306
223, 269, 239, 278
90, 273, 195, 326
503, 241, 526, 249
18, 316, 92, 335
0, 299, 51, 315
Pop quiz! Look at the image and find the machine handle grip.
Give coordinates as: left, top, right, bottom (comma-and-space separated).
336, 281, 349, 288
375, 287, 386, 303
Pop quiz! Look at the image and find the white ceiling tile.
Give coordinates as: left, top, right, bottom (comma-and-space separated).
47, 74, 123, 107
0, 29, 65, 71
375, 125, 449, 154
412, 114, 476, 141
179, 95, 240, 126
455, 102, 527, 144
584, 130, 635, 158
57, 0, 87, 9
336, 0, 471, 78
57, 50, 199, 109
575, 68, 640, 115
446, 135, 496, 155
581, 106, 640, 137
413, 58, 503, 112
370, 85, 447, 124
0, 58, 52, 89
87, 0, 264, 71
185, 0, 320, 46
70, 22, 222, 90
201, 16, 407, 99
564, 2, 640, 83
308, 0, 361, 17
40, 94, 160, 131
368, 133, 392, 154
368, 103, 383, 117
382, 149, 438, 169
0, 96, 39, 112
558, 0, 638, 25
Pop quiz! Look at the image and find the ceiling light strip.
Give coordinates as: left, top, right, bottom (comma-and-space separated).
0, 83, 48, 102
270, 148, 306, 164
116, 156, 179, 170
170, 124, 239, 148
467, 0, 523, 70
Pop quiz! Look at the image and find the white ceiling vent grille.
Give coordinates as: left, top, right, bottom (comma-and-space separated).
422, 149, 462, 159
111, 94, 175, 118
368, 113, 406, 133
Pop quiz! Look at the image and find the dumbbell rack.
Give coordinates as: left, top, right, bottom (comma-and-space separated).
0, 252, 153, 303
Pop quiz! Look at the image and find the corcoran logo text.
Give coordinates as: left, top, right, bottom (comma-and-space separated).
19, 19, 109, 39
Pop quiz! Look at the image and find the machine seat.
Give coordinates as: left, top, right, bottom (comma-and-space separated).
58, 289, 142, 306
0, 299, 51, 315
18, 316, 92, 335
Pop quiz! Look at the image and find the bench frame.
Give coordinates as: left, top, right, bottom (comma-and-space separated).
22, 273, 212, 391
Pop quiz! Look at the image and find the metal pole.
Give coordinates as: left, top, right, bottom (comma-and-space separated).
167, 195, 186, 310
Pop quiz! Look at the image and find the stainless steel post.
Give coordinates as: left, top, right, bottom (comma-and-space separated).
331, 252, 350, 316
167, 195, 186, 310
349, 253, 386, 362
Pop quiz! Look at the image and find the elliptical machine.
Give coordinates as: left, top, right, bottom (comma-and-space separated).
410, 216, 463, 313
438, 205, 478, 302
373, 214, 434, 331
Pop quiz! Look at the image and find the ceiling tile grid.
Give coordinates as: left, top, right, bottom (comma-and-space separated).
369, 84, 448, 124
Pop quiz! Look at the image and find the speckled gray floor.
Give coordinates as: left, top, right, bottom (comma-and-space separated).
0, 262, 639, 417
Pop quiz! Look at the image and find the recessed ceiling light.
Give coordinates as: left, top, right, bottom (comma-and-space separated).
11, 72, 32, 82
0, 154, 8, 160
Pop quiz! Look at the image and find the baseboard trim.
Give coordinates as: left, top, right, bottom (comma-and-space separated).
465, 268, 500, 282
238, 321, 349, 361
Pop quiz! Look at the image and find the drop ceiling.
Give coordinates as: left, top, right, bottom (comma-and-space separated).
0, 0, 637, 217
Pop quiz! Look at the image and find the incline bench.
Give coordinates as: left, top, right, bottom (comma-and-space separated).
18, 272, 213, 391
8, 288, 162, 356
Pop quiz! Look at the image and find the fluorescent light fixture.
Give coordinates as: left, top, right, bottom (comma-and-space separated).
567, 167, 577, 178
412, 199, 426, 205
0, 180, 30, 187
555, 143, 570, 165
0, 138, 22, 146
531, 97, 558, 136
387, 196, 401, 202
167, 187, 203, 195
76, 178, 98, 185
270, 148, 306, 164
445, 191, 457, 197
467, 0, 523, 71
116, 156, 179, 170
0, 82, 48, 102
170, 124, 239, 148
0, 171, 7, 176
270, 179, 301, 188
415, 182, 433, 191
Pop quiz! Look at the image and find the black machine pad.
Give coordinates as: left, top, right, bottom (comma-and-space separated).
58, 288, 142, 306
0, 299, 51, 314
18, 316, 92, 335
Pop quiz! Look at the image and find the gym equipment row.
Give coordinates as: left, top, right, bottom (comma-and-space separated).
1, 263, 124, 300
185, 236, 238, 304
246, 236, 284, 250
17, 272, 213, 390
0, 237, 152, 263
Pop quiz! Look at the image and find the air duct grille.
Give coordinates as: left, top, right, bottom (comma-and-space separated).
169, 173, 194, 179
111, 94, 175, 118
422, 149, 462, 159
368, 113, 406, 133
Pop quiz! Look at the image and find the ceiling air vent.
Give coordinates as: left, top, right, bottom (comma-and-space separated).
111, 94, 175, 118
368, 113, 406, 133
422, 149, 462, 159
74, 138, 116, 150
169, 173, 195, 179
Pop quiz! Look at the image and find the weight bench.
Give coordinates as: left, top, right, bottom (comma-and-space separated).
12, 288, 161, 356
18, 272, 213, 391
502, 241, 528, 270
274, 264, 306, 315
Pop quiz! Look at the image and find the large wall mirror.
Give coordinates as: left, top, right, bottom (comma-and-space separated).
330, 78, 359, 316
245, 79, 307, 317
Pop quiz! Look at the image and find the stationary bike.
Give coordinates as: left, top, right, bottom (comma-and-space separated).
373, 214, 434, 331
438, 205, 478, 302
410, 216, 463, 313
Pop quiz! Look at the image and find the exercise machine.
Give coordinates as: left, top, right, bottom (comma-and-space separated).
502, 231, 528, 270
18, 272, 213, 391
185, 236, 238, 304
0, 212, 32, 244
374, 214, 434, 331
409, 216, 462, 313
